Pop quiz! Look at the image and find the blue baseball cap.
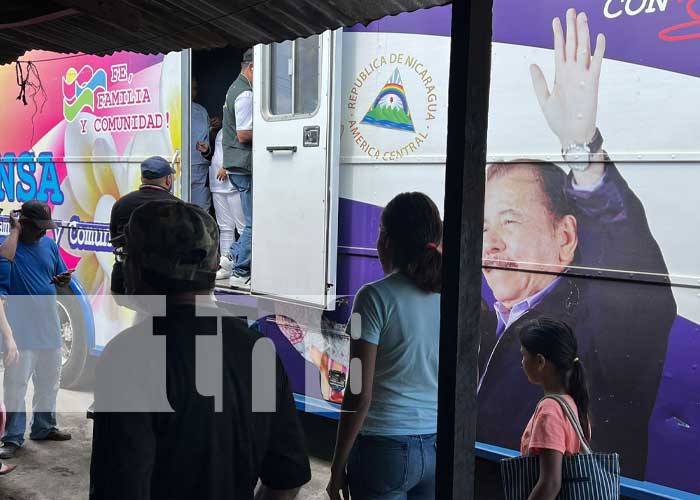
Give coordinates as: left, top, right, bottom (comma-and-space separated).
140, 156, 175, 179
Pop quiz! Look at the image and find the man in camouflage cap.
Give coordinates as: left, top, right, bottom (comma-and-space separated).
122, 200, 219, 293
91, 199, 311, 500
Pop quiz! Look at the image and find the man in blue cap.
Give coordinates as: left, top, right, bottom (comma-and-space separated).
109, 156, 176, 295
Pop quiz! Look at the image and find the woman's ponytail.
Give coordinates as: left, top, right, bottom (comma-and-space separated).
380, 192, 443, 293
406, 243, 442, 293
568, 358, 592, 442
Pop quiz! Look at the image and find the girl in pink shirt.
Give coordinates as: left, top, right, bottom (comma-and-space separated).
517, 316, 591, 500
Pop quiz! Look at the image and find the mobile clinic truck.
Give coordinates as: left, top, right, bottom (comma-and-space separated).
1, 1, 699, 497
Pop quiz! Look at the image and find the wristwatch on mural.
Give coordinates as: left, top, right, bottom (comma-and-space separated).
562, 128, 604, 171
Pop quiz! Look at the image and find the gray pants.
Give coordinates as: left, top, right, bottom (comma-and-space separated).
191, 163, 211, 211
2, 349, 62, 446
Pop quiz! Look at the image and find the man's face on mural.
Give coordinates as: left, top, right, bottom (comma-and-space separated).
482, 166, 577, 309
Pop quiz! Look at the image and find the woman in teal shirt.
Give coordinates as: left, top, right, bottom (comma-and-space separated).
327, 192, 442, 500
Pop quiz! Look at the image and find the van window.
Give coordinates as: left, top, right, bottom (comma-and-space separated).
267, 35, 320, 118
270, 41, 293, 115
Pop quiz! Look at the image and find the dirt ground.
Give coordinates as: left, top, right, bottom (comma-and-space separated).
0, 382, 336, 500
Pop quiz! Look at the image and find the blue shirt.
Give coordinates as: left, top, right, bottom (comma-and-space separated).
191, 102, 210, 166
350, 272, 440, 436
0, 237, 67, 350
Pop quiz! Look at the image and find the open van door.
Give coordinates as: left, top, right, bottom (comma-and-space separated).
251, 30, 342, 309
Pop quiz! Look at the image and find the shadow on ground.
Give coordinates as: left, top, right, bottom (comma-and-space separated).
0, 398, 336, 500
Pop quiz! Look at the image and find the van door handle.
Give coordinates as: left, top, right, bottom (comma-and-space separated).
266, 146, 297, 153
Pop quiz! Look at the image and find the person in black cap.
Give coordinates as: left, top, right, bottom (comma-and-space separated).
90, 200, 311, 500
0, 201, 73, 460
109, 155, 176, 295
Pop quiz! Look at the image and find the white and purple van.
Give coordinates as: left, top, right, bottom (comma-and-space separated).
1, 2, 698, 497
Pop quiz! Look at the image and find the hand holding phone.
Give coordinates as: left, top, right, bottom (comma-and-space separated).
51, 268, 75, 287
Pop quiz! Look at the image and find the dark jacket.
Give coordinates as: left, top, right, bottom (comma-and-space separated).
109, 185, 175, 294
90, 304, 311, 499
477, 164, 676, 479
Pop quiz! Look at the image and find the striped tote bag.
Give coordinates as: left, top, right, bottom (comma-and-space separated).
500, 395, 620, 500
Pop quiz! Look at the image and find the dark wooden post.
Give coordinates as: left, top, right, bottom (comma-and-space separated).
436, 0, 493, 498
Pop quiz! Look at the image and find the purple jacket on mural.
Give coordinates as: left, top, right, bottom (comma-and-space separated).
477, 163, 676, 480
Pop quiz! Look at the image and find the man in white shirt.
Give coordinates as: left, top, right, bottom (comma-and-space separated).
210, 129, 245, 280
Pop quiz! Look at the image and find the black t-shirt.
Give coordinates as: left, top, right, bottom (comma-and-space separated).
89, 304, 311, 500
109, 185, 175, 294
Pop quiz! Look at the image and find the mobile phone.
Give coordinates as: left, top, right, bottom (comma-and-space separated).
50, 268, 76, 284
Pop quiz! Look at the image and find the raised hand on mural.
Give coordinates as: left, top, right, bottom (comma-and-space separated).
530, 8, 606, 149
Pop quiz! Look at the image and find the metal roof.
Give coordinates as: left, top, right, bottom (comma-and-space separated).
0, 0, 451, 65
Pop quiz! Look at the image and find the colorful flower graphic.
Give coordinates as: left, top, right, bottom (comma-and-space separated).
49, 115, 133, 341
52, 53, 181, 341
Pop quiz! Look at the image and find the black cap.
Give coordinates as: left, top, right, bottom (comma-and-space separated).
20, 200, 57, 230
242, 48, 253, 64
140, 156, 175, 180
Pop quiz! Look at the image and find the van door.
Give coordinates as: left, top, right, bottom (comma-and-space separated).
251, 30, 342, 309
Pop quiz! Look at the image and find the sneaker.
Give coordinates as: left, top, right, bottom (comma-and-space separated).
216, 268, 232, 280
229, 274, 251, 291
219, 256, 233, 273
0, 443, 19, 459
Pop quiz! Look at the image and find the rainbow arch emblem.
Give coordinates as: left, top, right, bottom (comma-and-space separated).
361, 68, 415, 132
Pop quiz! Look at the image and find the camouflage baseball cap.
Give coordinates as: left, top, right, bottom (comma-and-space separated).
125, 200, 219, 282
